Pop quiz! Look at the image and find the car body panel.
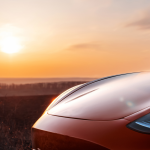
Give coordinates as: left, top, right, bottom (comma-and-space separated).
125, 107, 150, 122
33, 113, 150, 150
32, 72, 150, 150
32, 128, 109, 150
48, 72, 150, 121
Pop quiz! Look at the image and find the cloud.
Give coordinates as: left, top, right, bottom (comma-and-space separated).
126, 10, 150, 30
66, 42, 101, 51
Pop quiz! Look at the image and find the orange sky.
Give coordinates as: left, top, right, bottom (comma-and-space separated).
0, 0, 150, 78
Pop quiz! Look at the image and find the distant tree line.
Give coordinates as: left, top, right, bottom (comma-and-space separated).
0, 81, 86, 96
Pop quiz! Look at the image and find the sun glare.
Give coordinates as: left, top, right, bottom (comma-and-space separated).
0, 24, 23, 54
0, 36, 22, 54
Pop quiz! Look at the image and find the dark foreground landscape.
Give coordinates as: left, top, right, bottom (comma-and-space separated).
0, 95, 58, 150
0, 81, 88, 150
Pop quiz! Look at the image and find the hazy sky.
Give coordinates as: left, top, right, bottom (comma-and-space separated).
0, 0, 150, 77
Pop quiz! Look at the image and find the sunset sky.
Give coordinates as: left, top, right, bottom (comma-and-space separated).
0, 0, 150, 78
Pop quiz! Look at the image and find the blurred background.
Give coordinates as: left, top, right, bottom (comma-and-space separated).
1, 0, 150, 78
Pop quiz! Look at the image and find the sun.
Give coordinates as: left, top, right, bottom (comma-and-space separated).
0, 36, 22, 54
0, 24, 23, 54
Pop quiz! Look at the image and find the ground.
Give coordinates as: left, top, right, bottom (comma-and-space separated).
0, 95, 58, 150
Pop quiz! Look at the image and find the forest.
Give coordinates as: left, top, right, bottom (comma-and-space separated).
0, 81, 86, 97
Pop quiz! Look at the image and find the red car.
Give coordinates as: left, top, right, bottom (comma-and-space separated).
32, 72, 150, 150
